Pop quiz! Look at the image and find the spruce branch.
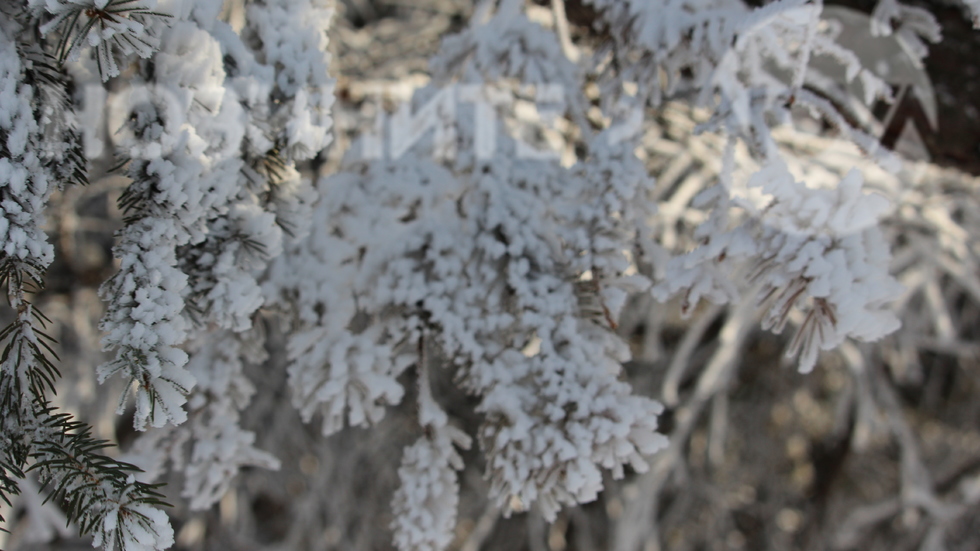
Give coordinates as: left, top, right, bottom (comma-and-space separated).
37, 0, 171, 81
0, 278, 173, 550
0, 19, 173, 544
18, 45, 89, 189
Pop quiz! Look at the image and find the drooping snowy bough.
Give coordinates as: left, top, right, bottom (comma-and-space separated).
2, 0, 334, 549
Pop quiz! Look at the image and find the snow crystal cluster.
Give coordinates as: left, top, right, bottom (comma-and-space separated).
390, 360, 472, 551
0, 26, 55, 275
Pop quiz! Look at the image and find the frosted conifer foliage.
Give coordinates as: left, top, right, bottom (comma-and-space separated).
0, 11, 174, 551
269, 85, 669, 537
97, 0, 334, 431
4, 0, 334, 546
97, 0, 337, 519
5, 0, 977, 549
652, 159, 904, 371
31, 0, 167, 81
